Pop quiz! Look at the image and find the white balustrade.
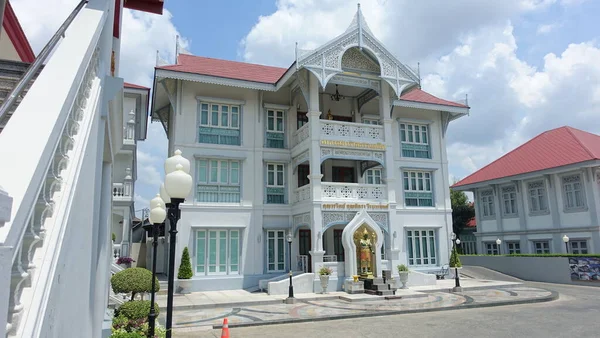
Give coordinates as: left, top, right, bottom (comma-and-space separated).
323, 255, 338, 262
113, 168, 133, 201
321, 182, 387, 201
292, 123, 309, 147
297, 255, 309, 273
294, 185, 311, 203
113, 243, 122, 262
0, 1, 107, 335
320, 120, 384, 142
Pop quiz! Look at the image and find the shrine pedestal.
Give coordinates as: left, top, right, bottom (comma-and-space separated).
344, 279, 365, 294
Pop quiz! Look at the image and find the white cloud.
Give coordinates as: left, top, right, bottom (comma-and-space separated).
536, 23, 560, 34
11, 0, 186, 209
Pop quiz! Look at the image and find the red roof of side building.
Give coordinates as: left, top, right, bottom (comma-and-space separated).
124, 82, 150, 91
466, 217, 476, 228
157, 54, 467, 108
397, 88, 468, 108
2, 0, 35, 63
453, 126, 600, 188
157, 54, 289, 84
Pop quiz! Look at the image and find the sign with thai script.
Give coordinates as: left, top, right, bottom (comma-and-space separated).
320, 140, 385, 150
322, 203, 389, 210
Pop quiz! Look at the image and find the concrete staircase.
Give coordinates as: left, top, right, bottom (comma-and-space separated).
363, 277, 397, 296
0, 59, 42, 133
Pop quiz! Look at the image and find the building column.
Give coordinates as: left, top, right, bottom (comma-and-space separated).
121, 207, 131, 257
585, 168, 599, 227
473, 190, 484, 254
307, 72, 325, 275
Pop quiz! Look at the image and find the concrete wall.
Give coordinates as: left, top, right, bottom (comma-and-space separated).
461, 256, 572, 284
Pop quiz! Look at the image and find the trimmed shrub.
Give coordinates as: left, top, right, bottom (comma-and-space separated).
117, 300, 160, 320
450, 245, 462, 267
112, 233, 116, 242
461, 254, 600, 258
177, 247, 193, 279
111, 267, 159, 300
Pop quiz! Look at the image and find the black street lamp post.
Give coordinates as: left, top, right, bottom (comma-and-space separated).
451, 233, 461, 292
146, 195, 167, 337
161, 151, 193, 338
563, 235, 569, 253
286, 231, 295, 304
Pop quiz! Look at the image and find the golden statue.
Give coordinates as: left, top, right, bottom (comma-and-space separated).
359, 229, 373, 277
326, 109, 333, 120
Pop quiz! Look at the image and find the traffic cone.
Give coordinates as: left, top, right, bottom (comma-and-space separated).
221, 317, 230, 338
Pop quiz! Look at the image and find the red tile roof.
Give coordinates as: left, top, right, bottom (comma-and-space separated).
157, 54, 289, 84
453, 126, 600, 188
398, 88, 468, 108
466, 217, 476, 228
124, 82, 150, 91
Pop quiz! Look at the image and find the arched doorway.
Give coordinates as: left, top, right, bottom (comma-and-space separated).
341, 210, 384, 279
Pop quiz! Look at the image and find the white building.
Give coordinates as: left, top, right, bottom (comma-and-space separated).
453, 126, 600, 255
151, 6, 470, 292
0, 0, 163, 336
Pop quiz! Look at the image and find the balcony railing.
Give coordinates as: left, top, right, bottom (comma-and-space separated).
294, 185, 311, 203
320, 120, 384, 142
292, 123, 309, 147
321, 182, 386, 201
113, 168, 133, 202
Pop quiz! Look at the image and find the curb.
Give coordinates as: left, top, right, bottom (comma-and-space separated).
210, 289, 559, 329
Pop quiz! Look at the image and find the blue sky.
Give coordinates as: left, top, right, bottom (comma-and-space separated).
12, 0, 599, 211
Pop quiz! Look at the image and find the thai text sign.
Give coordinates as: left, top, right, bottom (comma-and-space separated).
320, 140, 385, 150
322, 203, 389, 210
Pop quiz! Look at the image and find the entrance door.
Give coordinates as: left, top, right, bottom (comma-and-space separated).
332, 166, 355, 183
299, 229, 312, 272
267, 230, 286, 272
334, 229, 345, 262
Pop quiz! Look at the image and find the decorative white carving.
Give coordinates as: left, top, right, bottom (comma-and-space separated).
322, 211, 388, 233
330, 75, 380, 92
320, 120, 383, 141
341, 47, 380, 73
321, 183, 387, 201
562, 174, 581, 184
294, 185, 311, 203
293, 213, 311, 227
292, 123, 310, 147
6, 48, 100, 335
321, 147, 385, 165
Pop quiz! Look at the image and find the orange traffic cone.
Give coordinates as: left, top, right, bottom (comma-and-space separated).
221, 317, 230, 338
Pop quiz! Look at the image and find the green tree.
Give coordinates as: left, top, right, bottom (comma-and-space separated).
177, 247, 193, 279
449, 244, 462, 267
450, 183, 475, 237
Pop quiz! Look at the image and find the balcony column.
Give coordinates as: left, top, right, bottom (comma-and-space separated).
120, 208, 131, 257
307, 72, 325, 274
123, 168, 133, 197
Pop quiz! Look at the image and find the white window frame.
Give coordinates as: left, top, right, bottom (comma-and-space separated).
267, 109, 285, 133
267, 230, 287, 272
267, 163, 285, 187
362, 118, 380, 125
406, 229, 437, 266
507, 242, 521, 254
198, 102, 240, 130
365, 168, 382, 185
532, 240, 550, 254
197, 159, 240, 186
402, 170, 434, 207
479, 190, 495, 219
527, 180, 548, 214
561, 174, 587, 211
501, 185, 518, 216
400, 122, 429, 146
569, 240, 589, 254
195, 229, 240, 276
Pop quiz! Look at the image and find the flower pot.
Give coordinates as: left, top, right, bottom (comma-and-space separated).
319, 275, 330, 294
399, 271, 409, 289
177, 279, 192, 294
119, 263, 131, 269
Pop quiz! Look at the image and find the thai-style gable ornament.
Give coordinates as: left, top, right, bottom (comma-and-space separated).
295, 4, 419, 98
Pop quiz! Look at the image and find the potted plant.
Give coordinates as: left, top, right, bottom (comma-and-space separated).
177, 247, 193, 294
318, 266, 333, 294
397, 264, 409, 289
112, 232, 116, 242
116, 257, 135, 269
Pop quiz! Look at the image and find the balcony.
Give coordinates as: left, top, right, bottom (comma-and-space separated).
113, 168, 133, 202
321, 182, 386, 202
294, 185, 311, 203
123, 110, 136, 146
320, 120, 384, 143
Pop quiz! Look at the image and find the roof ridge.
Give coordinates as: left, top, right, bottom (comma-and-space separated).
179, 54, 288, 70
565, 126, 598, 159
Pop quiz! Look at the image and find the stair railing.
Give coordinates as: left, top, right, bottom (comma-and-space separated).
0, 0, 89, 121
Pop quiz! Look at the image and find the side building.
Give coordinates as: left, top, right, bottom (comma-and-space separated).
151, 7, 470, 291
452, 126, 600, 255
